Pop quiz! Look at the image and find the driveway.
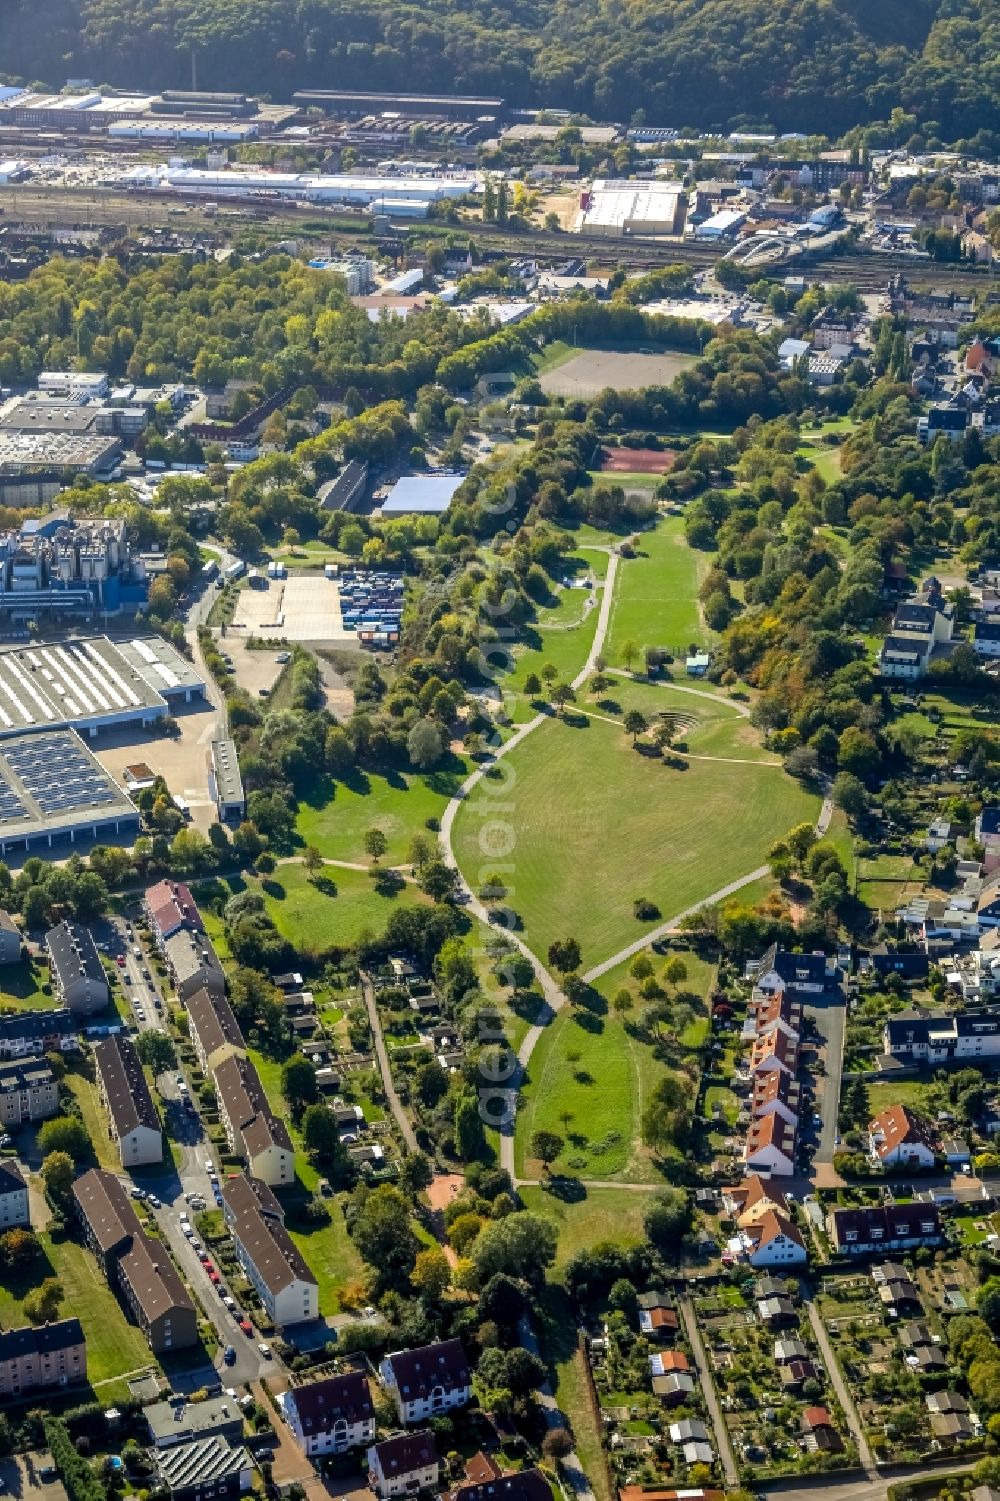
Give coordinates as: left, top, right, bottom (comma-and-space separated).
803, 1288, 873, 1473
678, 1295, 739, 1486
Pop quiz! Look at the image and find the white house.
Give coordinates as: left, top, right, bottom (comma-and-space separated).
368, 1432, 439, 1498
280, 1372, 374, 1456
744, 1209, 808, 1269
379, 1339, 471, 1425
0, 1159, 29, 1230
744, 1113, 797, 1177
752, 944, 831, 995
868, 1105, 936, 1170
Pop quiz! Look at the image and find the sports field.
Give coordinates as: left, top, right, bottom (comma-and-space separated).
451, 712, 819, 970
600, 446, 677, 474
606, 514, 711, 660
539, 347, 698, 397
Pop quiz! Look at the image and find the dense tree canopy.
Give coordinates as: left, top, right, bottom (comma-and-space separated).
5, 0, 1000, 141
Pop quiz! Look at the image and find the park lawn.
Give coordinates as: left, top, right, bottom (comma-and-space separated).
515, 1004, 673, 1182
605, 515, 710, 663
261, 863, 431, 953
592, 678, 776, 763
296, 759, 471, 867
0, 1232, 153, 1388
590, 946, 717, 1014
823, 807, 855, 870
520, 1184, 650, 1268
452, 714, 819, 971
287, 1196, 363, 1315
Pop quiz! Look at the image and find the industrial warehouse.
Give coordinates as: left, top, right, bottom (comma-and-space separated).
118, 165, 479, 214
0, 728, 139, 855
0, 636, 204, 739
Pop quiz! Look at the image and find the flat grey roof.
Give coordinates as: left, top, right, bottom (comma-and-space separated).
115, 637, 205, 696
211, 738, 244, 803
0, 399, 100, 435
0, 727, 137, 841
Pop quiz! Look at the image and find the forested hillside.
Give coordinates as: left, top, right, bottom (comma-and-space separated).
3, 0, 999, 141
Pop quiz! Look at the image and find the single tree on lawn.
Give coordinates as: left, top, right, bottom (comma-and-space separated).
281, 1054, 318, 1118
303, 844, 324, 878
613, 988, 633, 1016
621, 638, 638, 673
548, 937, 582, 972
364, 827, 389, 864
40, 1150, 74, 1203
23, 1277, 63, 1325
663, 956, 688, 989
541, 662, 558, 685
624, 709, 647, 745
551, 681, 575, 713
590, 672, 609, 696
524, 672, 542, 697
530, 1129, 563, 1171
653, 720, 674, 750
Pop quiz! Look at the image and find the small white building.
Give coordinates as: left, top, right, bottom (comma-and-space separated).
379, 1339, 471, 1424
368, 1432, 439, 1499
280, 1372, 374, 1456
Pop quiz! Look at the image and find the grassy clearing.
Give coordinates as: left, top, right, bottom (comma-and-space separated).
866, 1078, 938, 1115
532, 339, 576, 375
606, 515, 711, 662
587, 677, 775, 762
296, 759, 470, 867
586, 469, 662, 490
520, 1185, 650, 1265
516, 1007, 662, 1180
262, 863, 431, 952
513, 945, 716, 1180
0, 1232, 153, 1387
287, 1196, 363, 1315
452, 713, 818, 971
0, 959, 57, 1009
65, 1070, 121, 1173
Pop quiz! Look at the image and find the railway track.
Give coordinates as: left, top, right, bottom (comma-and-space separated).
2, 183, 995, 293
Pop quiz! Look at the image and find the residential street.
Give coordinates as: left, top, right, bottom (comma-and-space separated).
805, 988, 847, 1167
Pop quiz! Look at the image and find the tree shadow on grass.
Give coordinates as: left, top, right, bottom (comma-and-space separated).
571, 1010, 604, 1036
261, 878, 287, 900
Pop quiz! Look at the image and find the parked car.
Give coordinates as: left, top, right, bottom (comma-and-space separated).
223, 1345, 236, 1365
258, 1343, 271, 1359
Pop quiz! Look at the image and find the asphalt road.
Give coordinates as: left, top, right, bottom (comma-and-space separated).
806, 990, 847, 1168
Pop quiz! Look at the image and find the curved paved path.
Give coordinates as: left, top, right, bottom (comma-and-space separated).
439, 544, 833, 1183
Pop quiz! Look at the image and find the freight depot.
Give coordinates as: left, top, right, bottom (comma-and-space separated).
118, 165, 481, 209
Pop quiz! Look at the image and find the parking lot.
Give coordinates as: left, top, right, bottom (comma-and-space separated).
93, 701, 220, 832
232, 573, 348, 643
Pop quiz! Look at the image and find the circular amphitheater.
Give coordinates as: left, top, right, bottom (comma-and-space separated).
655, 709, 699, 735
